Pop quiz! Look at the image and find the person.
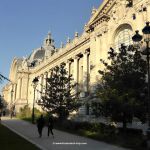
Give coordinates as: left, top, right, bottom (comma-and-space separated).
10, 105, 15, 119
37, 115, 45, 138
3, 110, 6, 116
10, 111, 14, 119
47, 115, 54, 138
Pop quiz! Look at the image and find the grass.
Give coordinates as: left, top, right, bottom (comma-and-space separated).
0, 124, 41, 150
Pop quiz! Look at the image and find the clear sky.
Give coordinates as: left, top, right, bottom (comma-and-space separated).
0, 0, 103, 91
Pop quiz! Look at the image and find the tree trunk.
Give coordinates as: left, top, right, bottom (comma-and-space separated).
123, 120, 127, 130
122, 112, 127, 132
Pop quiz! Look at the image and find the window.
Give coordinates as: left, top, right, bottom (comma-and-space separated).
114, 27, 132, 50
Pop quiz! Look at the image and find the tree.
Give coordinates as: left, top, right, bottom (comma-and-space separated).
0, 74, 3, 83
38, 63, 80, 120
0, 73, 11, 83
0, 95, 4, 110
95, 45, 147, 130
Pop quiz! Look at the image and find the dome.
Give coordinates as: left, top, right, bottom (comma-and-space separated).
33, 48, 45, 60
27, 47, 45, 67
26, 32, 56, 67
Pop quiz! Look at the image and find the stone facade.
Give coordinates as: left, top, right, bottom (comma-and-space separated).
2, 0, 150, 114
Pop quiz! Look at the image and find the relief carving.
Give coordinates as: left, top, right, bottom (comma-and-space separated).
109, 2, 126, 23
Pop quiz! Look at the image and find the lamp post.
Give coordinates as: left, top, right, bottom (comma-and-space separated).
132, 22, 150, 133
32, 77, 39, 124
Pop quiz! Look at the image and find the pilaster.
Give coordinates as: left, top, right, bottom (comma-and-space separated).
83, 50, 90, 93
16, 78, 21, 100
73, 56, 80, 94
42, 72, 48, 96
66, 60, 72, 75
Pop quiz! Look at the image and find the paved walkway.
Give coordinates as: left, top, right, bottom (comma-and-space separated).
1, 117, 129, 150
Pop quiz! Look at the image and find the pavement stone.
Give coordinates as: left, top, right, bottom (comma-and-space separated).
1, 117, 129, 150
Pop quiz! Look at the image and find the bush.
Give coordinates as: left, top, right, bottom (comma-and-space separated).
17, 105, 42, 121
34, 108, 42, 119
54, 119, 144, 149
54, 119, 116, 136
17, 105, 32, 119
118, 127, 142, 135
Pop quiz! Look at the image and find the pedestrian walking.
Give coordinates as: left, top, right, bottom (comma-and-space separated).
37, 114, 45, 138
47, 115, 54, 138
10, 111, 14, 119
3, 110, 6, 116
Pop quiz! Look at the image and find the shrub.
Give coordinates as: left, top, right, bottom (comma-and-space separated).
17, 105, 32, 119
54, 118, 144, 149
17, 105, 42, 120
34, 108, 42, 119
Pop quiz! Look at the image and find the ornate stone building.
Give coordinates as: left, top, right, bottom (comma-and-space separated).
2, 0, 150, 115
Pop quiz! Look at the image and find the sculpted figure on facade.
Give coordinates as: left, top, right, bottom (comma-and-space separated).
21, 56, 29, 70
110, 1, 127, 23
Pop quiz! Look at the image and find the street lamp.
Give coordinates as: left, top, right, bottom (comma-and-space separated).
32, 77, 39, 123
132, 22, 150, 131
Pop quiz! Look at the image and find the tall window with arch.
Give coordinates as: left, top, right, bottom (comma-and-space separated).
114, 25, 133, 50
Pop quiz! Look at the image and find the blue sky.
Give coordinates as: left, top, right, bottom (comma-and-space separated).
0, 0, 102, 90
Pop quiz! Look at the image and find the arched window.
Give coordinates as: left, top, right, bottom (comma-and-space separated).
114, 25, 132, 50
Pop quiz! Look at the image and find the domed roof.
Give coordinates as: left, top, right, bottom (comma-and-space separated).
27, 47, 45, 67
27, 32, 55, 67
33, 47, 45, 60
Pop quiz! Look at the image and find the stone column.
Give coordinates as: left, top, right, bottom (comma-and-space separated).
39, 75, 43, 96
83, 50, 90, 93
11, 84, 14, 103
13, 83, 17, 101
26, 73, 30, 104
74, 56, 80, 94
16, 78, 21, 100
38, 75, 43, 99
21, 73, 29, 101
20, 78, 22, 99
16, 82, 19, 100
48, 70, 51, 78
43, 72, 48, 96
66, 60, 71, 75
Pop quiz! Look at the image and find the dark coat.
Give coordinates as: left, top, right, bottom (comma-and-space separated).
48, 117, 54, 129
37, 116, 45, 128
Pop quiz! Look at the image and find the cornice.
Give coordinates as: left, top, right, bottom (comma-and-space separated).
86, 14, 110, 33
31, 34, 90, 74
85, 0, 116, 32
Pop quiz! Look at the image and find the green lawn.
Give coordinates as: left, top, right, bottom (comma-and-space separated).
0, 124, 41, 150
